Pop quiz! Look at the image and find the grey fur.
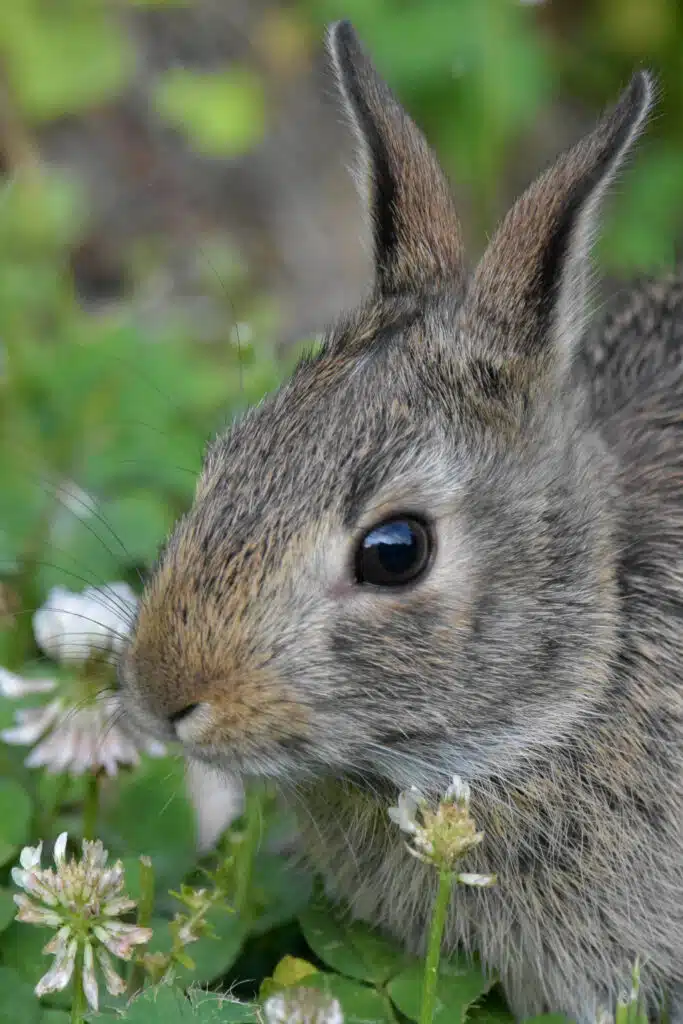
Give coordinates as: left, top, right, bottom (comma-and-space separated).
119, 22, 683, 1022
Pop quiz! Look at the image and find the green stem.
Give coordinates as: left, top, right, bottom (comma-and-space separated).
420, 870, 454, 1024
128, 856, 155, 997
71, 945, 86, 1024
82, 772, 99, 841
233, 786, 262, 918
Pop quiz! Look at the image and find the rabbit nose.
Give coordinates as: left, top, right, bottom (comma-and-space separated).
168, 703, 200, 729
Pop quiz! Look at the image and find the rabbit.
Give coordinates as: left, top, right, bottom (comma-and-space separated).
118, 20, 683, 1024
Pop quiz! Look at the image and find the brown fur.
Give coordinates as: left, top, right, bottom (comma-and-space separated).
119, 22, 683, 1023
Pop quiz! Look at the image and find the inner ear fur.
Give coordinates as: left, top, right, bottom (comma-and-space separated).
327, 20, 465, 297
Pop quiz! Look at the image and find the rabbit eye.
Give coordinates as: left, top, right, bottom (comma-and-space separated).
354, 516, 433, 587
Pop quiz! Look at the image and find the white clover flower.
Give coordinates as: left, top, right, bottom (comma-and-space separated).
33, 583, 138, 665
0, 583, 165, 776
1, 693, 165, 776
388, 774, 496, 884
12, 832, 152, 1011
264, 988, 344, 1024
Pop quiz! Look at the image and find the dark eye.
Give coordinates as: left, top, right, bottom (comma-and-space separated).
354, 516, 433, 587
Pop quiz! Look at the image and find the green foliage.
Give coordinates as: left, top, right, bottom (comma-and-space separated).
154, 69, 266, 157
0, 780, 33, 865
89, 984, 259, 1022
1, 1, 129, 122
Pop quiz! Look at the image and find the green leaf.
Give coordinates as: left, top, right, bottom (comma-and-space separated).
149, 908, 247, 987
0, 921, 72, 1008
0, 889, 17, 935
466, 986, 516, 1024
299, 901, 406, 984
524, 1017, 574, 1024
40, 1013, 71, 1024
1, 1, 131, 121
0, 967, 41, 1024
0, 779, 32, 865
303, 973, 396, 1023
153, 68, 266, 156
272, 955, 319, 987
104, 757, 196, 892
388, 954, 494, 1024
103, 984, 259, 1022
249, 853, 312, 935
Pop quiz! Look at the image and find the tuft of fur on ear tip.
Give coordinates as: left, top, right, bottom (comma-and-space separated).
325, 20, 465, 296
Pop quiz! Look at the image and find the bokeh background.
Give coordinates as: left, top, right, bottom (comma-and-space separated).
1, 0, 682, 668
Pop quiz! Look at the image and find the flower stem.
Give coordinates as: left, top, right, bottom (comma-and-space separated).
128, 856, 155, 997
233, 785, 262, 918
82, 772, 99, 841
71, 945, 86, 1024
420, 870, 453, 1024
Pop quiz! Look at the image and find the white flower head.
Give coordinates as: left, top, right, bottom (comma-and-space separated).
12, 832, 152, 1010
388, 776, 495, 880
33, 583, 138, 665
444, 775, 471, 808
264, 988, 344, 1024
1, 694, 165, 776
1, 583, 164, 776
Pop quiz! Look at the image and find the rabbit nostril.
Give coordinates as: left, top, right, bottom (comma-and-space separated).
168, 703, 199, 726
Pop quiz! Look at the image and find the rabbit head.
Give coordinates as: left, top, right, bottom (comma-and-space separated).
120, 23, 653, 794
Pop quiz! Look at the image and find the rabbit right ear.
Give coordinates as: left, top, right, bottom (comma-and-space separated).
327, 21, 465, 296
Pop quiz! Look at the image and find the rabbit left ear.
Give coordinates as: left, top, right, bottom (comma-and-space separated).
462, 72, 655, 371
327, 20, 465, 296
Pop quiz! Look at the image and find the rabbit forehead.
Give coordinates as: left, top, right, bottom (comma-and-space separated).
199, 312, 460, 522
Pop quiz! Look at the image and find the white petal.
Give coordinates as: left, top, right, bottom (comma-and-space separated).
185, 760, 243, 853
456, 872, 496, 887
44, 925, 72, 956
19, 841, 43, 871
82, 941, 99, 1012
263, 994, 287, 1024
53, 832, 68, 867
445, 775, 471, 806
13, 893, 62, 927
388, 788, 424, 835
0, 667, 56, 698
35, 937, 77, 997
2, 699, 63, 747
96, 947, 127, 996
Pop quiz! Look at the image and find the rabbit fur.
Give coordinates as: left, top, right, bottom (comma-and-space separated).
120, 21, 683, 1022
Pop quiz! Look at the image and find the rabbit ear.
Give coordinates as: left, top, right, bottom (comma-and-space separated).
327, 20, 465, 296
463, 72, 654, 370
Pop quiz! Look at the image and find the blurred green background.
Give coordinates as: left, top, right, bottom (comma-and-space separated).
1, 0, 682, 667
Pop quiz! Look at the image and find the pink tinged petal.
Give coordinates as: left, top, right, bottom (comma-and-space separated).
35, 937, 78, 997
0, 667, 56, 698
93, 923, 152, 960
11, 868, 60, 905
82, 941, 99, 1012
96, 947, 127, 996
44, 925, 72, 956
102, 897, 136, 916
13, 894, 62, 927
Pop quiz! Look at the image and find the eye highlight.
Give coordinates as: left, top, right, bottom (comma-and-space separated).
354, 516, 433, 587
